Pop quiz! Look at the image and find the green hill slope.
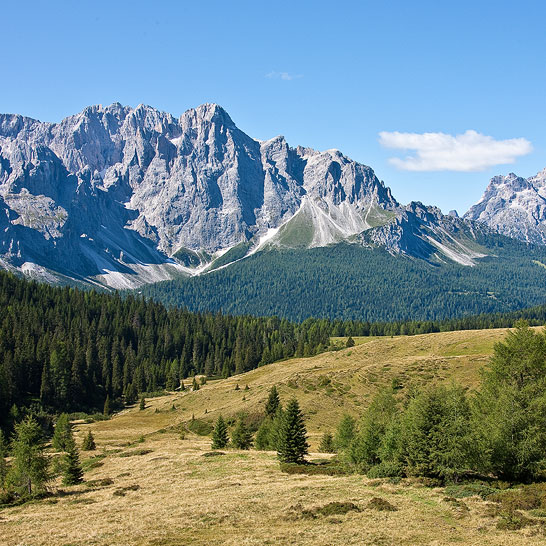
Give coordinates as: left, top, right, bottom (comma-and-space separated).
141, 238, 546, 322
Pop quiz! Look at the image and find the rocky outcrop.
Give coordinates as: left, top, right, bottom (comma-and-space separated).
362, 202, 487, 266
465, 169, 546, 245
0, 102, 498, 287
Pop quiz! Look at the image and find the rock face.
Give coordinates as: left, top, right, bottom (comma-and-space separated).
361, 202, 487, 266
465, 169, 546, 245
0, 102, 494, 288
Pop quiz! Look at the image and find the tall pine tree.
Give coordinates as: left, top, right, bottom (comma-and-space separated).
9, 416, 50, 496
277, 399, 308, 464
52, 413, 72, 452
62, 432, 83, 485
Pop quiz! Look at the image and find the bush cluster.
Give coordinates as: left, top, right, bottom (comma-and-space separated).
334, 322, 546, 484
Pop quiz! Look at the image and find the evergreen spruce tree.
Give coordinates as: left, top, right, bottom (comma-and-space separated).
81, 430, 96, 451
346, 336, 355, 348
395, 385, 472, 480
473, 322, 546, 481
319, 432, 335, 453
62, 432, 83, 485
52, 413, 72, 452
9, 416, 50, 496
211, 415, 229, 449
347, 389, 398, 472
255, 419, 272, 450
0, 429, 8, 488
103, 395, 110, 416
265, 385, 280, 418
125, 383, 138, 405
277, 398, 309, 464
231, 416, 253, 450
269, 407, 285, 451
139, 396, 146, 411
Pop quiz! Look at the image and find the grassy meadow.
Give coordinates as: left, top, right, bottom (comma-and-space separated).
1, 327, 545, 545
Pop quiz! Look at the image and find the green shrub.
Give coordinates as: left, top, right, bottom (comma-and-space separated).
82, 454, 106, 471
188, 419, 213, 436
279, 462, 347, 476
84, 478, 114, 488
118, 449, 152, 458
367, 461, 403, 478
367, 497, 397, 511
496, 510, 531, 530
113, 484, 140, 497
304, 501, 360, 518
444, 482, 499, 500
490, 483, 546, 511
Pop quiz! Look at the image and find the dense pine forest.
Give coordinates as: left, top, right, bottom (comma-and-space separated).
0, 271, 332, 424
141, 239, 546, 322
2, 268, 546, 426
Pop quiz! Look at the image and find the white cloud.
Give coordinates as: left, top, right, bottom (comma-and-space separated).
265, 71, 303, 81
378, 130, 533, 172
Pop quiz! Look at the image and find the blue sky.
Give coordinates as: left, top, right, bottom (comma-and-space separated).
2, 0, 545, 213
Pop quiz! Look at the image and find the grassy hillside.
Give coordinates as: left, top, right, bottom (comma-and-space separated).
88, 328, 507, 448
4, 328, 545, 545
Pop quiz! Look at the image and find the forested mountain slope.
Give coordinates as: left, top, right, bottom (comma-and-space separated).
2, 268, 546, 425
141, 235, 546, 322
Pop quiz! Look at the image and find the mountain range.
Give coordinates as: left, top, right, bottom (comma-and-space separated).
1, 102, 545, 320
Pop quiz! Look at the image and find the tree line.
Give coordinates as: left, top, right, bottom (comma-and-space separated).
0, 270, 329, 425
2, 269, 546, 426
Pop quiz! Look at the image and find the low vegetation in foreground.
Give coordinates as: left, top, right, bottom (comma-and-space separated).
1, 323, 546, 544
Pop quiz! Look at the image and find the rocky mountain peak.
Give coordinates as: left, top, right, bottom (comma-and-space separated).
0, 101, 506, 288
181, 103, 235, 129
465, 168, 546, 245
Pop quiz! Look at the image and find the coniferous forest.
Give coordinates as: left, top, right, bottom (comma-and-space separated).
2, 269, 546, 427
0, 271, 331, 424
140, 240, 546, 322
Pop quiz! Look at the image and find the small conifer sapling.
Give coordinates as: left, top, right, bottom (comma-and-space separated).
62, 432, 83, 485
231, 416, 253, 450
81, 430, 96, 451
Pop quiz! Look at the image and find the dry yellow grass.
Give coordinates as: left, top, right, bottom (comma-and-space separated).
88, 327, 516, 448
2, 327, 545, 545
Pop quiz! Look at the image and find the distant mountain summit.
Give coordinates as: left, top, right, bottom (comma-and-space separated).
465, 168, 546, 245
0, 102, 514, 288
